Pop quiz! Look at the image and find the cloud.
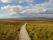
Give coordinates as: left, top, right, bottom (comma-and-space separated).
44, 0, 53, 6
1, 0, 16, 3
1, 5, 47, 16
20, 3, 48, 14
1, 5, 23, 16
49, 0, 53, 5
25, 0, 34, 3
21, 9, 47, 14
1, 0, 53, 18
1, 0, 34, 3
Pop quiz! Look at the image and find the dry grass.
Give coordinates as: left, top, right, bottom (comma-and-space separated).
0, 20, 25, 40
0, 20, 53, 40
26, 20, 53, 40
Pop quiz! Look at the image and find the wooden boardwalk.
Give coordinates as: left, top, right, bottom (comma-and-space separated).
19, 23, 31, 40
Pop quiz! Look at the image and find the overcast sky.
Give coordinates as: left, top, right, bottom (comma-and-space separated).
0, 0, 53, 18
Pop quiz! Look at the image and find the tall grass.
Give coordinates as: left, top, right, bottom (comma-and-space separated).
0, 21, 24, 40
26, 20, 53, 40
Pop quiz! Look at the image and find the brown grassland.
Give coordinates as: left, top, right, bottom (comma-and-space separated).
26, 20, 53, 40
0, 20, 25, 40
0, 20, 53, 40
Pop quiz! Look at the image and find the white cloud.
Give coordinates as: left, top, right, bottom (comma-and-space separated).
21, 9, 47, 14
1, 0, 34, 3
0, 0, 53, 18
1, 5, 48, 15
1, 5, 23, 16
25, 0, 34, 3
20, 3, 48, 14
1, 0, 16, 3
1, 0, 53, 17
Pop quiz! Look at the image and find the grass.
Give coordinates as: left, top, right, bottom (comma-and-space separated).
0, 20, 53, 40
26, 20, 53, 40
0, 20, 25, 40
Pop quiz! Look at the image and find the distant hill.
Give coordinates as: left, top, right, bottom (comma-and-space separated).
0, 17, 53, 20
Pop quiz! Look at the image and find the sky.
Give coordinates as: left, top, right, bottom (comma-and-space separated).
0, 0, 53, 19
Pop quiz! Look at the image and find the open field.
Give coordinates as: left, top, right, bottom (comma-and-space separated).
0, 20, 53, 40
0, 20, 25, 40
26, 20, 53, 40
